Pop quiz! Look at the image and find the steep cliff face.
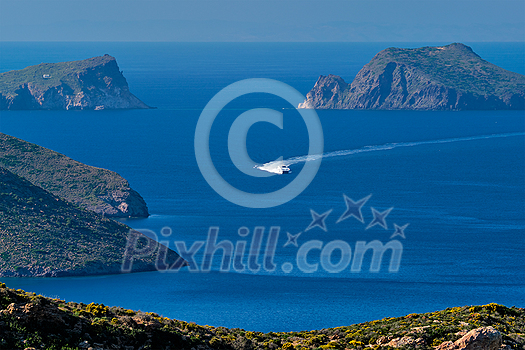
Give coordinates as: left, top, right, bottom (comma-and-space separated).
0, 55, 151, 110
0, 133, 149, 218
299, 43, 525, 110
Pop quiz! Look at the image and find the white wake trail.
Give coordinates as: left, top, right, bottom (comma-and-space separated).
255, 132, 525, 174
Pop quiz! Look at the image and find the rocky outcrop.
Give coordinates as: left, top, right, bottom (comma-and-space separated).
0, 54, 151, 110
0, 133, 149, 218
92, 188, 149, 218
298, 74, 351, 109
375, 327, 503, 350
436, 327, 502, 350
299, 43, 525, 110
377, 336, 426, 347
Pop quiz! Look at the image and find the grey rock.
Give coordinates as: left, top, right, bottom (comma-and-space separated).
435, 326, 502, 350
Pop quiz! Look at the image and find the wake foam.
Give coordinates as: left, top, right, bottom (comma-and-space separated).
254, 132, 525, 174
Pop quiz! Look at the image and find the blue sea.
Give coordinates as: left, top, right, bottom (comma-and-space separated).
0, 42, 524, 332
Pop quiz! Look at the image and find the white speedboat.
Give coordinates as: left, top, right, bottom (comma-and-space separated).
281, 165, 291, 174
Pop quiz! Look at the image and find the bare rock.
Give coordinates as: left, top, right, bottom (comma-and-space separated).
436, 326, 502, 350
377, 336, 394, 344
386, 336, 426, 348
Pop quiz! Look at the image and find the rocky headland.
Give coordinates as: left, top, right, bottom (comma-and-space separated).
0, 55, 151, 110
0, 133, 149, 218
299, 43, 525, 110
0, 167, 185, 277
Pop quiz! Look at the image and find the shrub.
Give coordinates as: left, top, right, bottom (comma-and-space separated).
281, 342, 294, 350
86, 302, 109, 317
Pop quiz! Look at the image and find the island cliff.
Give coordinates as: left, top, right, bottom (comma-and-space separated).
0, 133, 149, 218
299, 43, 525, 110
0, 55, 151, 110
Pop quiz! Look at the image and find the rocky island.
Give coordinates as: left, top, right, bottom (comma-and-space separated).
0, 133, 149, 218
299, 43, 525, 110
0, 55, 151, 110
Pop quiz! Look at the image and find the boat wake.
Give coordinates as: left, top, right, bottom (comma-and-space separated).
254, 132, 525, 175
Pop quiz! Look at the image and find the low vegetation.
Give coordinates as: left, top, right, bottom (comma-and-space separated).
0, 55, 121, 98
0, 282, 523, 350
0, 167, 178, 276
0, 55, 151, 110
364, 43, 524, 96
0, 133, 149, 217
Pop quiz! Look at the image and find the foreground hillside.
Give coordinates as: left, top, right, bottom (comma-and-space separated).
299, 43, 525, 110
0, 167, 184, 277
0, 283, 523, 350
0, 55, 151, 110
0, 133, 149, 218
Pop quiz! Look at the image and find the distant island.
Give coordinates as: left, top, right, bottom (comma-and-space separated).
0, 284, 523, 350
0, 133, 149, 218
299, 43, 525, 110
0, 55, 151, 110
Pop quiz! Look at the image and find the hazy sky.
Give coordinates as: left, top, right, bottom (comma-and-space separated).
1, 0, 524, 42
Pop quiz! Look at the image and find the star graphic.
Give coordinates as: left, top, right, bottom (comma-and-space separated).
336, 194, 372, 224
366, 207, 393, 230
284, 232, 301, 247
390, 223, 409, 239
305, 209, 333, 232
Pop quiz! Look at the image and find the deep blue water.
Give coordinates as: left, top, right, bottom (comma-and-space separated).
0, 42, 524, 332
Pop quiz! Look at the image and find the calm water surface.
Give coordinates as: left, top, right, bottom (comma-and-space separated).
0, 42, 524, 331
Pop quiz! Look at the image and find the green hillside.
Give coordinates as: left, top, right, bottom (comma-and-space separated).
0, 282, 523, 349
0, 55, 150, 110
366, 43, 524, 96
0, 55, 118, 98
0, 167, 181, 276
0, 133, 149, 218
